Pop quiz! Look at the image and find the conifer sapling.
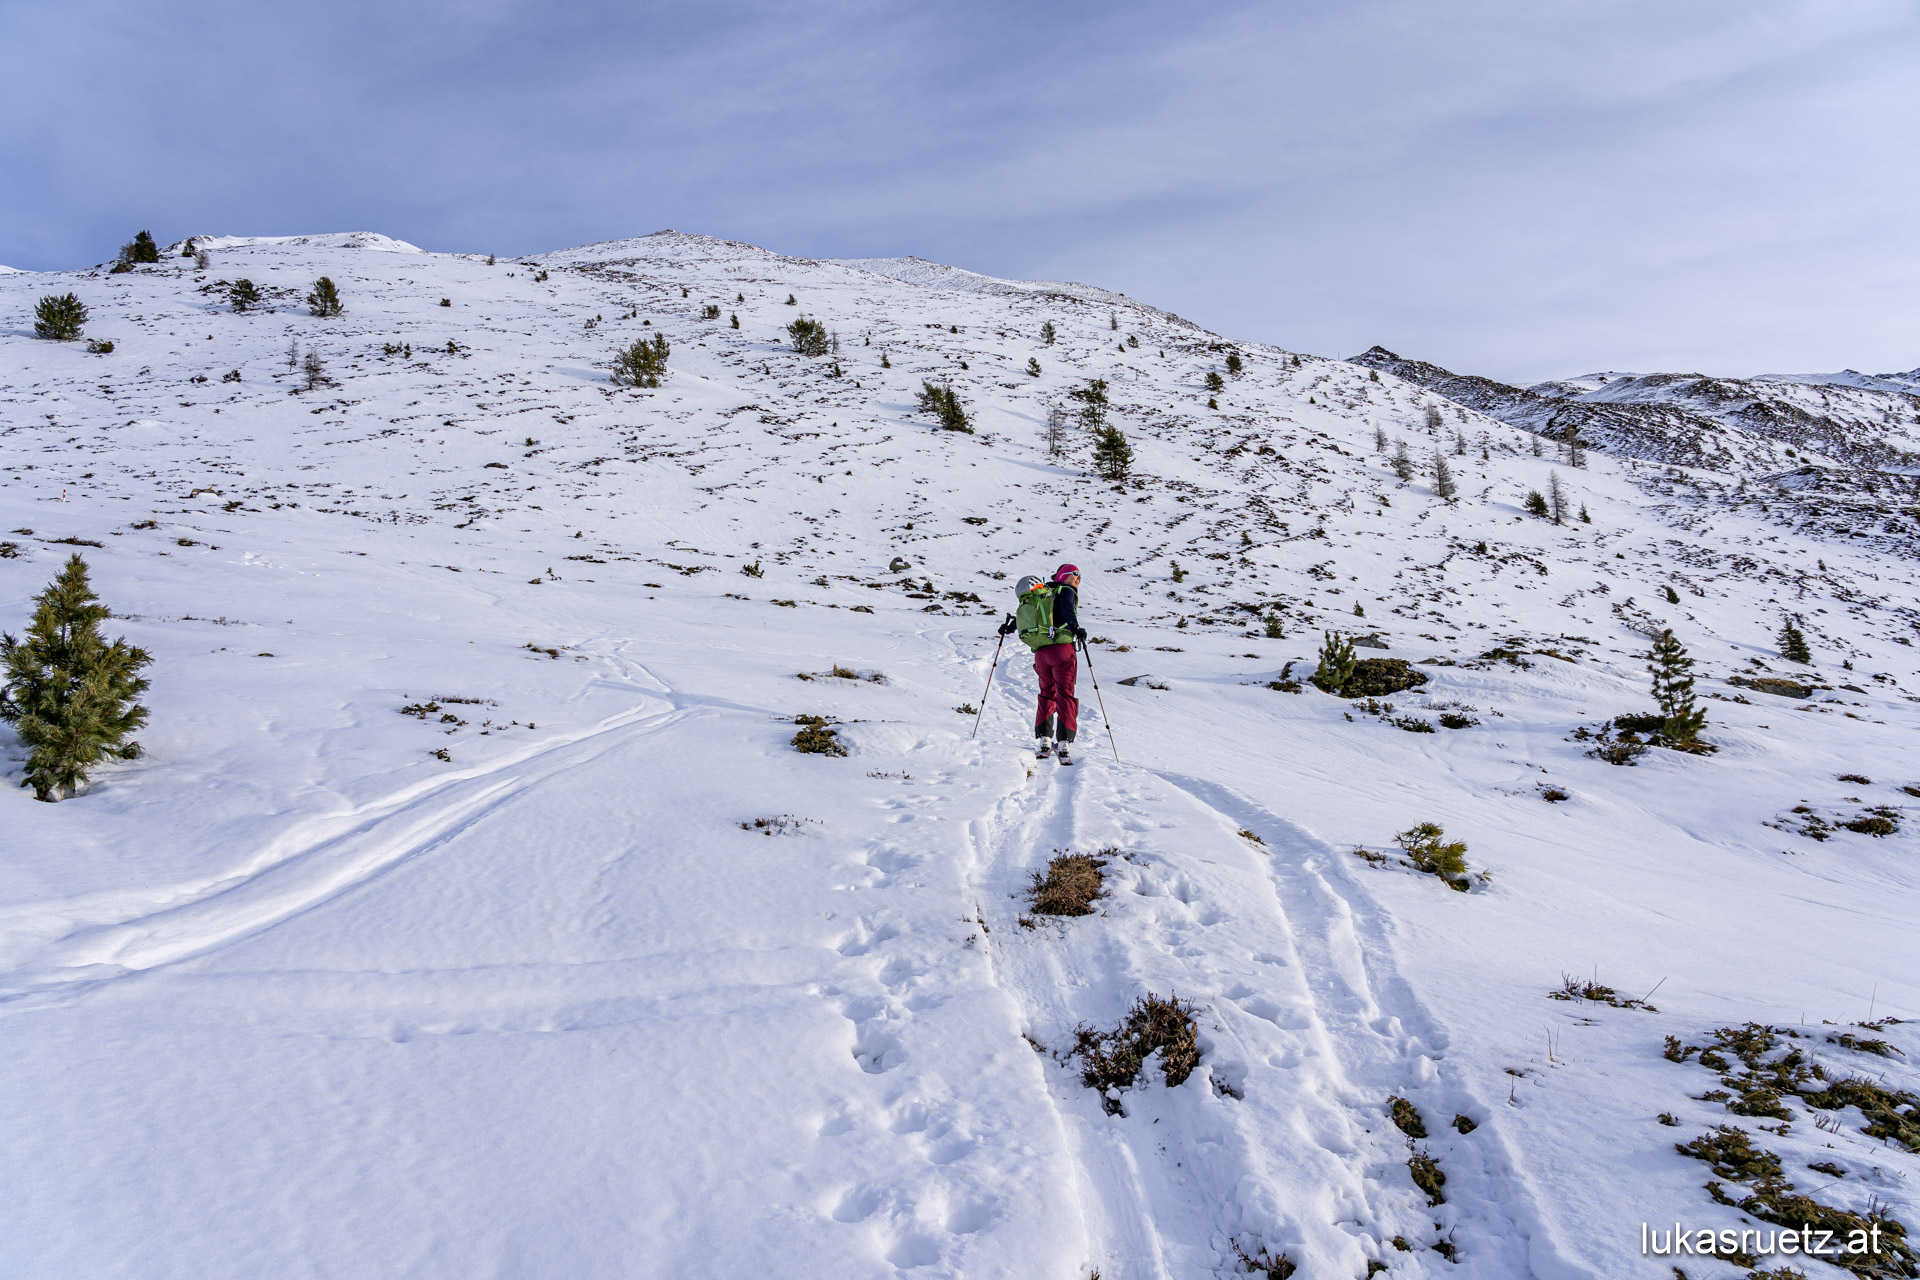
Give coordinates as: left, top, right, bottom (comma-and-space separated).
306, 276, 344, 318
1778, 617, 1812, 664
1648, 629, 1706, 743
611, 334, 670, 387
1091, 426, 1133, 480
33, 293, 88, 341
1, 555, 152, 802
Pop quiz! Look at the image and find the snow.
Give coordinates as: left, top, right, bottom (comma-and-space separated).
2, 232, 1917, 1278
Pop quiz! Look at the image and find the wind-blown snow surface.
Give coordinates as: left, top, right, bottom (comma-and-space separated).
2, 230, 1918, 1279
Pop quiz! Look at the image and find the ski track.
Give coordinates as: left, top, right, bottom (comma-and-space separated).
963, 751, 1592, 1279
0, 648, 713, 1008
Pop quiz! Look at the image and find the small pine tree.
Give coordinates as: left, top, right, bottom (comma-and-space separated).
1433, 451, 1458, 501
1578, 504, 1591, 523
1263, 614, 1285, 639
1091, 425, 1133, 480
784, 294, 797, 305
1109, 311, 1119, 330
0, 555, 152, 801
302, 348, 330, 391
1207, 397, 1218, 410
1205, 371, 1225, 393
1424, 404, 1444, 432
1373, 426, 1388, 452
1027, 357, 1042, 377
1778, 616, 1812, 664
610, 334, 670, 387
33, 293, 88, 341
1547, 471, 1569, 525
1524, 490, 1549, 517
1044, 406, 1069, 457
730, 312, 740, 329
1070, 378, 1110, 430
1225, 353, 1243, 376
1313, 631, 1357, 694
1529, 433, 1543, 457
306, 276, 344, 318
786, 316, 830, 356
228, 279, 261, 312
1390, 440, 1415, 482
1454, 429, 1467, 456
702, 304, 720, 320
1041, 321, 1057, 345
915, 382, 971, 433
1648, 629, 1706, 742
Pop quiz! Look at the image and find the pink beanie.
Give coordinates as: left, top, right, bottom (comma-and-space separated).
1054, 563, 1079, 581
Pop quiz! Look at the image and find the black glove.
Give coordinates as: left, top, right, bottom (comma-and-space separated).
997, 617, 1017, 638
1070, 626, 1088, 642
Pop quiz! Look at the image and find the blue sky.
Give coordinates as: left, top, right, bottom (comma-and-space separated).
4, 0, 1916, 382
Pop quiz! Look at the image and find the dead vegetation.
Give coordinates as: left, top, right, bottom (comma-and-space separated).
795, 664, 886, 683
1231, 1239, 1297, 1278
1550, 972, 1659, 1011
1071, 993, 1201, 1114
1027, 850, 1110, 917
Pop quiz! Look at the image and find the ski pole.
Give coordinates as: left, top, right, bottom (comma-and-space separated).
971, 619, 1011, 740
1078, 637, 1121, 763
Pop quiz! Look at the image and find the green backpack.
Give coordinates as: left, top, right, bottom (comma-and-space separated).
1014, 575, 1070, 650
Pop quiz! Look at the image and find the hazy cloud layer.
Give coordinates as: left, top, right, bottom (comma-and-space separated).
3, 0, 1914, 381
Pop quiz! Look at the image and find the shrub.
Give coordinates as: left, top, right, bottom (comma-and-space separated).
915, 381, 972, 432
306, 276, 344, 317
1388, 1096, 1427, 1138
1225, 353, 1243, 375
1028, 850, 1108, 916
1408, 1148, 1446, 1205
1205, 370, 1224, 393
1840, 811, 1898, 837
611, 334, 670, 387
85, 338, 114, 355
1344, 658, 1428, 698
1040, 320, 1056, 345
228, 278, 262, 312
33, 292, 88, 340
1091, 425, 1133, 480
786, 316, 830, 355
1071, 993, 1200, 1113
0, 555, 152, 801
1395, 822, 1467, 881
790, 714, 846, 756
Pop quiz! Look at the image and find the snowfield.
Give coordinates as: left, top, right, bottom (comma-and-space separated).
2, 230, 1917, 1279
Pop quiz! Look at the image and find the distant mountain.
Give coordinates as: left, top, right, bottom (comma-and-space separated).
1349, 346, 1796, 473
1353, 347, 1920, 475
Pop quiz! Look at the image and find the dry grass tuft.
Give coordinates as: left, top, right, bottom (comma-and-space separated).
1028, 850, 1110, 917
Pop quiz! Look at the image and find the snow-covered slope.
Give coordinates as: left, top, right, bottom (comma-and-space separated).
2, 232, 1918, 1279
